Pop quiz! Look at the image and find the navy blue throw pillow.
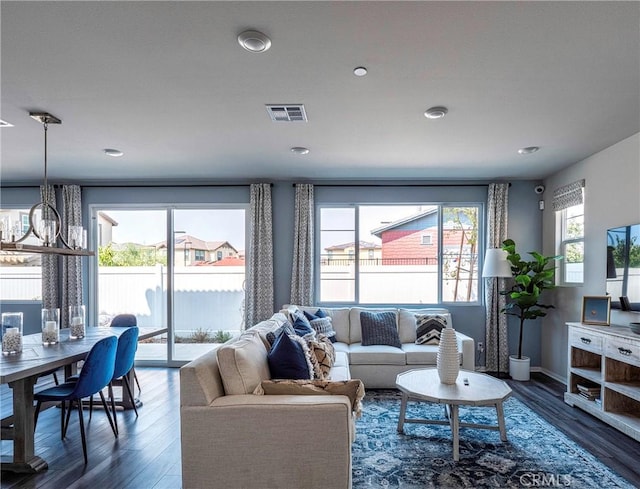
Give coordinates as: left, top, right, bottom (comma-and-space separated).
303, 308, 327, 321
360, 311, 401, 348
268, 330, 312, 379
292, 316, 315, 337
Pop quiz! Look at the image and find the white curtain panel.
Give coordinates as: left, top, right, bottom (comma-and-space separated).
62, 185, 83, 327
246, 183, 274, 328
485, 183, 509, 373
290, 184, 314, 305
40, 184, 59, 309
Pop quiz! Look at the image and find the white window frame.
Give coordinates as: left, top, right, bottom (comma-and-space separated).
558, 203, 584, 285
315, 203, 482, 306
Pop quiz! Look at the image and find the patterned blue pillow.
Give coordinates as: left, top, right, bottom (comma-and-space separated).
360, 311, 401, 348
268, 328, 313, 380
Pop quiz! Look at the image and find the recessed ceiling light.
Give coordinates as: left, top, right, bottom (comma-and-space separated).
238, 30, 271, 53
103, 148, 124, 157
424, 106, 448, 119
290, 147, 310, 155
0, 119, 14, 127
518, 146, 540, 155
353, 67, 368, 77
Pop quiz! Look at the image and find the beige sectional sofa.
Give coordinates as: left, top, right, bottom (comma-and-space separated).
180, 313, 355, 489
180, 306, 474, 489
284, 305, 475, 388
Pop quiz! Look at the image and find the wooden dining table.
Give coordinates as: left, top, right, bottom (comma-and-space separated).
0, 326, 166, 473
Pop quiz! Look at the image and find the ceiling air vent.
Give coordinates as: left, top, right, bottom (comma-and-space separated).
265, 104, 307, 122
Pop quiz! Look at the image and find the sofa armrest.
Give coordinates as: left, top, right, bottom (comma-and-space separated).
180, 348, 225, 407
181, 394, 353, 489
455, 331, 475, 371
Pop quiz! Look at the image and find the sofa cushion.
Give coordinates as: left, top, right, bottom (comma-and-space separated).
360, 311, 402, 348
251, 312, 289, 349
402, 343, 439, 365
253, 378, 365, 417
349, 307, 397, 343
349, 343, 406, 365
268, 327, 314, 380
216, 330, 271, 395
397, 308, 452, 343
415, 315, 448, 345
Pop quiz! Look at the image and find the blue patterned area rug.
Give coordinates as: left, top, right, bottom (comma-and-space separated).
352, 390, 633, 488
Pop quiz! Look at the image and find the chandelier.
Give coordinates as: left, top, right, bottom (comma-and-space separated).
0, 112, 93, 256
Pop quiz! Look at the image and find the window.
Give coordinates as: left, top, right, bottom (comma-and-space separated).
317, 204, 480, 305
216, 250, 223, 261
194, 250, 205, 261
559, 203, 584, 284
0, 208, 42, 301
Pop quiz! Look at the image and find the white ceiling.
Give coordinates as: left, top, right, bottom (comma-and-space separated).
1, 1, 638, 184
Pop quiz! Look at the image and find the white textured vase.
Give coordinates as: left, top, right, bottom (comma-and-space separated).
437, 328, 460, 384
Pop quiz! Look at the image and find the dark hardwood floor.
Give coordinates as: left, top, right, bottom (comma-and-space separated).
1, 370, 639, 488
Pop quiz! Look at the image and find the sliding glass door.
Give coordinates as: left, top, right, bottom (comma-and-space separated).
171, 208, 246, 362
92, 205, 246, 365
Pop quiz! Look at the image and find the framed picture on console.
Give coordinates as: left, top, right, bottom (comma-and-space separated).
581, 296, 611, 325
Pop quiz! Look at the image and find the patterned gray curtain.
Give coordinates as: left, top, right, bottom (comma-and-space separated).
40, 185, 58, 309
485, 183, 509, 373
290, 184, 314, 305
245, 183, 274, 328
62, 185, 83, 327
553, 179, 585, 211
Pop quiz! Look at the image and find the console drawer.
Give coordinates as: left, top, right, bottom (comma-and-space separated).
606, 336, 640, 367
570, 329, 603, 353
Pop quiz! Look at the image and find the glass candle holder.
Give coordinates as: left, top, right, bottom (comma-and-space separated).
41, 308, 60, 345
68, 225, 84, 249
69, 304, 86, 339
2, 312, 23, 354
38, 219, 57, 246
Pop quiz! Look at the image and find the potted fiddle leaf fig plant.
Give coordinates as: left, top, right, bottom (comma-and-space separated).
500, 238, 562, 381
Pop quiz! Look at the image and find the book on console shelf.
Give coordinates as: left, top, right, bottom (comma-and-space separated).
578, 391, 600, 402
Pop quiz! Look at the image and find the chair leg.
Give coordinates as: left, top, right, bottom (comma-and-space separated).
108, 383, 118, 436
89, 395, 94, 420
76, 399, 88, 464
53, 372, 59, 385
60, 400, 66, 440
99, 390, 118, 438
133, 368, 141, 394
64, 399, 73, 438
123, 376, 138, 418
33, 400, 43, 431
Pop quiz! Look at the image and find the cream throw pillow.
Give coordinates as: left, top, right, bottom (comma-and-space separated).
217, 331, 270, 395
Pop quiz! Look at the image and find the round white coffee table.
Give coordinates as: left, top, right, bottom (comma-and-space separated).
396, 368, 512, 461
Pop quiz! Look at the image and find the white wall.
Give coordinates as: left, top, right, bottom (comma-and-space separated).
542, 133, 640, 381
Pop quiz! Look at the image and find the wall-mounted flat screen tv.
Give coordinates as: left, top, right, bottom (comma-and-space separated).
606, 223, 640, 311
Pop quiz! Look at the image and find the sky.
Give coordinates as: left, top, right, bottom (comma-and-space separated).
102, 209, 246, 249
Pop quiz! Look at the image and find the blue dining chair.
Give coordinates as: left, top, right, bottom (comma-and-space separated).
110, 314, 142, 394
34, 335, 118, 464
108, 326, 139, 435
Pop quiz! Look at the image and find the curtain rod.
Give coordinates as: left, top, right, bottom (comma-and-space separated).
292, 183, 505, 188
1, 183, 267, 189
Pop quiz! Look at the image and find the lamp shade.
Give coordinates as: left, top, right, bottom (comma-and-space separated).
482, 248, 513, 278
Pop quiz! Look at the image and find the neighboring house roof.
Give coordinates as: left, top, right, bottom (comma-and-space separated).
370, 209, 438, 236
211, 256, 245, 266
325, 241, 381, 251
155, 235, 238, 253
98, 212, 118, 226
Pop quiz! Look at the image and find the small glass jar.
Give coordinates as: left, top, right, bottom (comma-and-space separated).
2, 312, 23, 354
69, 304, 86, 339
41, 308, 60, 345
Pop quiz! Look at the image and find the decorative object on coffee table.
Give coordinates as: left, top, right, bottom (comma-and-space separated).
437, 327, 459, 384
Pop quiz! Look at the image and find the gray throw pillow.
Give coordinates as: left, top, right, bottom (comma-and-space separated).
360, 311, 401, 348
